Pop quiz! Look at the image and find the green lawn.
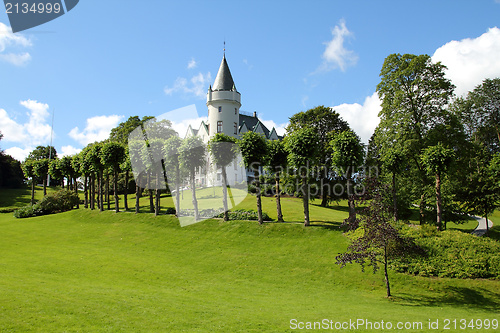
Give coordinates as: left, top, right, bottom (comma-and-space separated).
0, 190, 499, 331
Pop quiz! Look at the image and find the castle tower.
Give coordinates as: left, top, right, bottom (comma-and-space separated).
207, 54, 241, 138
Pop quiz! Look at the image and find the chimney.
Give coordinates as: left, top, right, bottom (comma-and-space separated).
253, 111, 257, 118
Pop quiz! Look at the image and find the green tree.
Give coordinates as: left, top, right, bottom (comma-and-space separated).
266, 139, 288, 222
128, 139, 147, 214
100, 142, 126, 213
86, 143, 105, 211
284, 127, 319, 226
27, 145, 57, 161
109, 115, 155, 144
33, 158, 50, 196
421, 143, 455, 230
287, 106, 350, 207
120, 146, 131, 211
469, 78, 500, 149
21, 159, 36, 205
164, 136, 183, 216
238, 132, 268, 225
380, 149, 406, 221
330, 130, 364, 225
376, 53, 455, 224
336, 180, 417, 297
208, 133, 237, 222
179, 136, 206, 221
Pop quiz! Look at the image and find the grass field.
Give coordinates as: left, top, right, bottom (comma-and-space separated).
0, 187, 499, 332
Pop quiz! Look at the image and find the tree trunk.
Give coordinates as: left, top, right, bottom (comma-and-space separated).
419, 193, 426, 225
84, 175, 88, 209
114, 168, 119, 213
124, 170, 129, 211
435, 173, 443, 231
392, 172, 398, 222
175, 165, 180, 216
485, 212, 489, 233
320, 167, 329, 207
74, 176, 79, 209
302, 175, 310, 227
90, 174, 95, 210
135, 181, 140, 214
346, 176, 356, 224
221, 166, 229, 222
191, 171, 199, 221
106, 172, 110, 210
99, 170, 104, 212
276, 173, 283, 222
31, 180, 35, 205
254, 169, 263, 225
155, 172, 160, 216
43, 178, 47, 196
384, 246, 391, 297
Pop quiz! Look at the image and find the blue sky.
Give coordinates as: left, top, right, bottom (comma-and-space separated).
1, 0, 500, 160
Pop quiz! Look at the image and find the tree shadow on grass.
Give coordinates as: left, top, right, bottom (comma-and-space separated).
395, 286, 500, 311
0, 187, 32, 209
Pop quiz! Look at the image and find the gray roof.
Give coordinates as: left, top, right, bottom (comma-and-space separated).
212, 55, 237, 91
239, 114, 270, 138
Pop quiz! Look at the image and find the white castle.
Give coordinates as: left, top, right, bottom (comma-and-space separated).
185, 54, 281, 187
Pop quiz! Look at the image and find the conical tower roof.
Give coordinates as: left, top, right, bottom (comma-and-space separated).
212, 55, 236, 91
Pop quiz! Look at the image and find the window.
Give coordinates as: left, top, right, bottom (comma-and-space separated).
235, 108, 237, 115
235, 174, 238, 182
234, 162, 237, 170
217, 121, 223, 133
234, 122, 238, 135
217, 173, 221, 181
218, 106, 222, 113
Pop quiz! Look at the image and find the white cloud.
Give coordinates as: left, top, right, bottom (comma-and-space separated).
4, 146, 33, 161
432, 27, 500, 96
317, 19, 358, 72
332, 92, 381, 145
60, 145, 82, 157
164, 72, 212, 99
69, 115, 124, 145
0, 22, 32, 66
187, 58, 197, 69
0, 52, 31, 66
0, 100, 52, 147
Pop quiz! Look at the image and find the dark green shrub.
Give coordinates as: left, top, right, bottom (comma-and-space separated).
216, 209, 273, 221
13, 204, 40, 218
164, 207, 176, 215
37, 189, 79, 215
392, 226, 500, 279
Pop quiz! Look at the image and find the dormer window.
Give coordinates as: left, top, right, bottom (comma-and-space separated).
218, 106, 222, 113
234, 108, 237, 115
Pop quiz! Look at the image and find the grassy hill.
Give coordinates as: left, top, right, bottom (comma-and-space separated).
0, 188, 499, 331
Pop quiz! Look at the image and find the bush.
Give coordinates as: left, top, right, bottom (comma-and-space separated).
216, 209, 273, 221
14, 189, 79, 218
37, 189, 79, 214
164, 207, 176, 215
13, 204, 40, 218
392, 225, 500, 279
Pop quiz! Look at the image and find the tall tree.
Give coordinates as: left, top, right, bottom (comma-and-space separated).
100, 142, 125, 213
287, 106, 350, 207
421, 143, 455, 230
208, 133, 237, 222
336, 179, 418, 298
71, 155, 82, 209
109, 115, 155, 144
87, 143, 105, 211
120, 146, 131, 211
376, 53, 455, 224
238, 132, 268, 225
179, 136, 206, 221
164, 136, 183, 216
380, 149, 406, 221
21, 159, 36, 205
330, 130, 364, 225
469, 78, 500, 149
33, 158, 50, 196
284, 127, 319, 226
266, 139, 288, 222
27, 145, 57, 161
128, 139, 147, 214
